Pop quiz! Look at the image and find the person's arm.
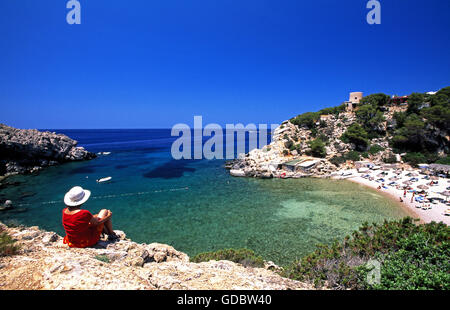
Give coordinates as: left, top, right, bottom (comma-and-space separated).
90, 210, 112, 226
89, 215, 100, 226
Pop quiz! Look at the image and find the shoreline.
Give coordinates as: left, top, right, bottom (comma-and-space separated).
344, 175, 425, 224
333, 170, 449, 226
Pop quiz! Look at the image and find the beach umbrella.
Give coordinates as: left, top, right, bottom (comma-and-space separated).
441, 191, 450, 201
417, 185, 429, 190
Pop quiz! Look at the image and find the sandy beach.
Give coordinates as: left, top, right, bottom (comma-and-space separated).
333, 168, 450, 226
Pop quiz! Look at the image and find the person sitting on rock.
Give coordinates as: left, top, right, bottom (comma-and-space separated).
62, 186, 118, 248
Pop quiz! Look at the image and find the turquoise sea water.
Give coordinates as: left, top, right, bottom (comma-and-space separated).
0, 129, 409, 265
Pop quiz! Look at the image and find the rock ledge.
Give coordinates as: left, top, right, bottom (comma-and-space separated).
0, 222, 313, 290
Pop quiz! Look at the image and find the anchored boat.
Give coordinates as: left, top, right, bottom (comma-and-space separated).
96, 176, 112, 183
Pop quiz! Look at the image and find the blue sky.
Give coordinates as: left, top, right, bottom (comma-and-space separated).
0, 0, 449, 129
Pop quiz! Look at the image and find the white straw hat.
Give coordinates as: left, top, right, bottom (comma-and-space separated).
64, 186, 91, 207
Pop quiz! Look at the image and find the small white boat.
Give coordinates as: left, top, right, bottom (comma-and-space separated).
96, 176, 112, 183
230, 169, 246, 177
102, 152, 111, 155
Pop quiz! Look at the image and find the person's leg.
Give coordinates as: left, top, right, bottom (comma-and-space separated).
98, 209, 114, 235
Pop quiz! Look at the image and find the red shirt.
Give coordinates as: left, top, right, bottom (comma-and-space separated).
62, 208, 102, 248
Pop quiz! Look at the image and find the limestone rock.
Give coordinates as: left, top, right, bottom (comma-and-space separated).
0, 124, 96, 176
42, 232, 59, 244
0, 222, 315, 290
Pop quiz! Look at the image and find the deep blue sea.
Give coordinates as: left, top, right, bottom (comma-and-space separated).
0, 129, 409, 265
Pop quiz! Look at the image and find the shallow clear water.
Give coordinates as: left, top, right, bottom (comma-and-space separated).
0, 129, 409, 265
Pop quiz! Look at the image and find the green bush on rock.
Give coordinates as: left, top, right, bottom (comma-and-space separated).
0, 229, 19, 257
282, 218, 450, 290
191, 248, 265, 268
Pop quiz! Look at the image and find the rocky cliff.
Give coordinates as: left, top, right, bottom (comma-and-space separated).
0, 222, 313, 290
227, 94, 438, 179
229, 87, 450, 179
0, 124, 96, 176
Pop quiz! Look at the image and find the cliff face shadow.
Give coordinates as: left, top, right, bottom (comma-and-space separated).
143, 160, 196, 179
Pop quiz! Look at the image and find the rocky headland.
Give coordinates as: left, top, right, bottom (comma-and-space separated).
0, 222, 313, 290
0, 124, 96, 177
227, 88, 449, 179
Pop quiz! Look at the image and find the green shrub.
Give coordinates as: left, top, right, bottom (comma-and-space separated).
392, 114, 426, 152
0, 230, 19, 256
291, 112, 320, 129
330, 155, 346, 167
282, 218, 450, 290
318, 104, 346, 116
317, 133, 329, 144
383, 154, 398, 164
340, 123, 369, 151
94, 254, 111, 263
407, 93, 426, 115
345, 151, 361, 162
402, 152, 426, 166
435, 156, 450, 165
393, 111, 407, 128
359, 93, 390, 107
284, 140, 294, 150
402, 152, 442, 166
368, 144, 384, 155
308, 138, 327, 158
191, 248, 265, 268
356, 104, 386, 136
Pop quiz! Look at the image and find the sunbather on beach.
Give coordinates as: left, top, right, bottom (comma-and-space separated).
62, 186, 118, 248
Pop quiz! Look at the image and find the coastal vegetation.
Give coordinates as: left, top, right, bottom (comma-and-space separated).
287, 86, 450, 167
191, 248, 265, 268
190, 218, 449, 290
94, 254, 111, 263
283, 218, 449, 290
307, 138, 327, 158
329, 150, 361, 167
0, 228, 19, 256
340, 123, 370, 151
389, 87, 450, 163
